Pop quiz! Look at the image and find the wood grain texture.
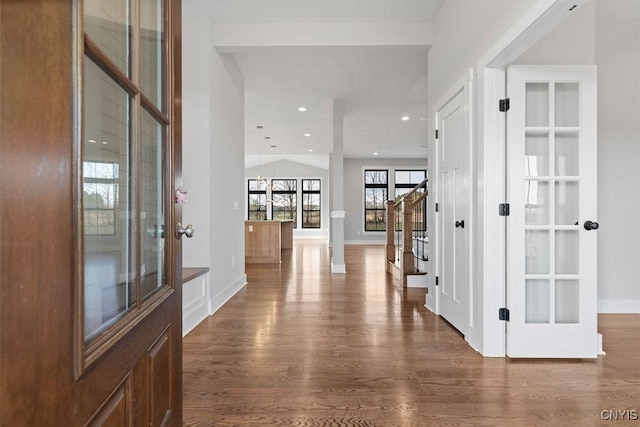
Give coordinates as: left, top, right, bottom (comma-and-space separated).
245, 221, 282, 263
183, 240, 640, 426
1, 1, 184, 425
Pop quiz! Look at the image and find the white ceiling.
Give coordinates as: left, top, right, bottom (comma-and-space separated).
185, 0, 445, 160
185, 0, 446, 24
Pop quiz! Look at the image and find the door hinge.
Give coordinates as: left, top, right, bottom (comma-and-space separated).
499, 203, 510, 216
435, 202, 439, 212
435, 276, 439, 286
499, 98, 510, 112
499, 307, 510, 321
435, 129, 439, 139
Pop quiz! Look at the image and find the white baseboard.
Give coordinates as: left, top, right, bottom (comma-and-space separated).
597, 299, 640, 314
209, 274, 247, 315
182, 274, 209, 337
344, 240, 385, 245
331, 262, 346, 273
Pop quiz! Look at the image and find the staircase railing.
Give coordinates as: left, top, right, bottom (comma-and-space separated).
385, 178, 428, 285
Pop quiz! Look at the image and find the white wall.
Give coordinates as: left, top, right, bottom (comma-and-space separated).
512, 0, 640, 312
513, 0, 596, 65
183, 16, 247, 318
344, 158, 427, 243
183, 16, 212, 267
594, 0, 640, 312
428, 0, 538, 103
245, 159, 330, 238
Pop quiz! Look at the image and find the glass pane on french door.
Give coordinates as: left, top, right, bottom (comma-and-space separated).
524, 81, 581, 325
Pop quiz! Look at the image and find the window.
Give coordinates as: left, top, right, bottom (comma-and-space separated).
83, 161, 119, 236
302, 179, 321, 228
395, 169, 426, 199
364, 170, 388, 231
272, 179, 297, 227
395, 169, 427, 231
248, 179, 267, 220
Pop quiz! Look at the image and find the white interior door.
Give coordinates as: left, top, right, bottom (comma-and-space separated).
437, 89, 469, 336
507, 65, 598, 358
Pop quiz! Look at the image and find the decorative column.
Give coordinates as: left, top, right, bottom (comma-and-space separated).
330, 99, 346, 273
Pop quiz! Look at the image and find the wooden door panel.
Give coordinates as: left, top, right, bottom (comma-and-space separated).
132, 356, 150, 426
149, 328, 173, 427
73, 299, 177, 424
86, 381, 128, 427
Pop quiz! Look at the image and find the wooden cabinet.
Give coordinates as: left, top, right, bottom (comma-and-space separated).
245, 220, 293, 263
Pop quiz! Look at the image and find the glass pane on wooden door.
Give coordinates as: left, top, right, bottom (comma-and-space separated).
83, 56, 135, 340
84, 0, 131, 76
140, 0, 165, 110
140, 108, 166, 300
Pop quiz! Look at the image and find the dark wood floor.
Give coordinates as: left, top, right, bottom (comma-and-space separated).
183, 240, 640, 426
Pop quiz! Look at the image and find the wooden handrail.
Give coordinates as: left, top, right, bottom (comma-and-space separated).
413, 190, 428, 205
394, 178, 428, 207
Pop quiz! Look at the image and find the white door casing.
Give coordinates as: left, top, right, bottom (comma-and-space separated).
436, 84, 471, 336
507, 65, 598, 358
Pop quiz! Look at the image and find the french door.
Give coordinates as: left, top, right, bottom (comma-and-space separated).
507, 65, 598, 358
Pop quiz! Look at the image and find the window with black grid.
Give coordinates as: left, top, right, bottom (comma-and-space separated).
364, 170, 388, 231
302, 179, 321, 228
248, 179, 267, 220
271, 179, 297, 227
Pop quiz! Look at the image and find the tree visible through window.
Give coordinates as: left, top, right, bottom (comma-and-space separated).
302, 179, 321, 228
272, 179, 297, 227
83, 161, 119, 235
364, 170, 388, 231
248, 179, 267, 220
395, 169, 427, 231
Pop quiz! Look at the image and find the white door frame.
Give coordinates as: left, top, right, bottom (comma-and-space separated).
471, 0, 590, 356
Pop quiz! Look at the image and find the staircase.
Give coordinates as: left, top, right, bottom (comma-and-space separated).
385, 180, 428, 287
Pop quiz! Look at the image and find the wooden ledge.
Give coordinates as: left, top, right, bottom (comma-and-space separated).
182, 267, 210, 285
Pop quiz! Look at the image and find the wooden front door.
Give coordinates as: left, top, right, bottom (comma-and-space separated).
1, 1, 183, 425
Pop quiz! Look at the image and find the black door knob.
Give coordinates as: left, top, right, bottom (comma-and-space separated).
584, 220, 599, 231
455, 220, 465, 229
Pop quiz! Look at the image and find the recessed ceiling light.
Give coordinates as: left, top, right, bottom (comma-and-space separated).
401, 116, 410, 121
373, 152, 379, 156
419, 117, 427, 121
101, 141, 108, 145
304, 133, 311, 137
308, 149, 313, 152
298, 107, 307, 112
88, 139, 97, 143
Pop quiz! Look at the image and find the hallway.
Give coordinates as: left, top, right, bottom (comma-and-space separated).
183, 241, 640, 426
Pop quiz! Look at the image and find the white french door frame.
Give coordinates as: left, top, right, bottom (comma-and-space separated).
470, 0, 590, 356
